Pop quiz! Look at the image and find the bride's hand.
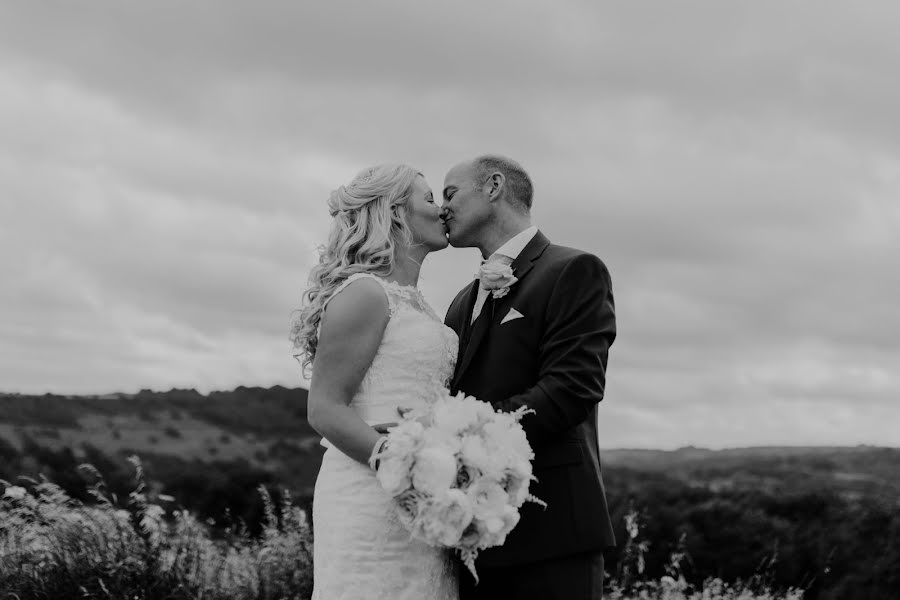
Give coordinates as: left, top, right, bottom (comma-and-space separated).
371, 422, 397, 434
372, 407, 430, 434
398, 406, 432, 427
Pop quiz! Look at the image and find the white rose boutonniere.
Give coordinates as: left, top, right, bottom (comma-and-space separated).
477, 262, 518, 299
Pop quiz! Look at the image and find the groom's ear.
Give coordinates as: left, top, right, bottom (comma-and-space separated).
486, 172, 506, 202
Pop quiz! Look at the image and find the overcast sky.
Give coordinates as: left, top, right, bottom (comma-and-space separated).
1, 1, 897, 449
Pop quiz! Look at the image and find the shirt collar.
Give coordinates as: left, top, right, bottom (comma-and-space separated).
489, 225, 539, 263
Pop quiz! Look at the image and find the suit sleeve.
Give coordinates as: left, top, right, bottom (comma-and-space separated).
495, 253, 616, 446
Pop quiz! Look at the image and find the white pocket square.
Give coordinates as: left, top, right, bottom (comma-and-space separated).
501, 308, 525, 324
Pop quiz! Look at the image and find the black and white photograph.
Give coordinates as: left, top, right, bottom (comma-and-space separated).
1, 2, 898, 599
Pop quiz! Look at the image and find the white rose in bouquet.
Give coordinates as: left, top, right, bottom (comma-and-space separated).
416, 489, 474, 546
467, 478, 511, 534
421, 425, 462, 454
377, 456, 413, 497
395, 489, 425, 529
430, 395, 483, 433
375, 419, 425, 495
481, 417, 533, 467
459, 434, 502, 474
385, 419, 425, 456
411, 447, 458, 496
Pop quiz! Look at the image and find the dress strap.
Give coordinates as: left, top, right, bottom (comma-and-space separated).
323, 273, 397, 317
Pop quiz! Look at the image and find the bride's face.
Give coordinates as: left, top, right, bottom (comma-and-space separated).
406, 175, 449, 252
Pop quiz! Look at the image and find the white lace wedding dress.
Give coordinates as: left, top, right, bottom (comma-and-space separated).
309, 273, 460, 600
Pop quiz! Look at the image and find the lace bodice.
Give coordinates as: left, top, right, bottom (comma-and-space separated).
320, 273, 458, 427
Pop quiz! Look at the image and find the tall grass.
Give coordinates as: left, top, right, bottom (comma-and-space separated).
0, 461, 804, 600
0, 456, 313, 600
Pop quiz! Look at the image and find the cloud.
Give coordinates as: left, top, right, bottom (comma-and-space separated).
0, 1, 897, 448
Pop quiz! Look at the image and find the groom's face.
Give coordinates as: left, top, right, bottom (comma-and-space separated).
442, 161, 491, 249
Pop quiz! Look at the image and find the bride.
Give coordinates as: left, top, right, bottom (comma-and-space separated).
290, 164, 459, 599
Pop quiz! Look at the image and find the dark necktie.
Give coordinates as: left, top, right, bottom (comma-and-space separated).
463, 291, 494, 353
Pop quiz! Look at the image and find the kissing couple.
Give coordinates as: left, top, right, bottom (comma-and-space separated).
291, 155, 617, 599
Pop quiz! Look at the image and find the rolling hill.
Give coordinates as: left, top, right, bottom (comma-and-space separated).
1, 386, 898, 599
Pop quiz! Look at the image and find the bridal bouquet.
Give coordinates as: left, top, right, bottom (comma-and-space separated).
373, 389, 544, 579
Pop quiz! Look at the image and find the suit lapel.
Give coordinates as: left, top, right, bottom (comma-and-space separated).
452, 230, 551, 387
507, 229, 550, 286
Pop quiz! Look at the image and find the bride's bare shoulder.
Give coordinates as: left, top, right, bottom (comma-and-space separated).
320, 276, 390, 336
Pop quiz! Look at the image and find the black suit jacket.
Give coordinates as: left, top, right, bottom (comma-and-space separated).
445, 230, 617, 567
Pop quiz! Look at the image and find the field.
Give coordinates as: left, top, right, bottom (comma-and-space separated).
1, 387, 898, 599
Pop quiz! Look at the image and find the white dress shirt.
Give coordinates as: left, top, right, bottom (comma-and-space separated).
470, 226, 538, 323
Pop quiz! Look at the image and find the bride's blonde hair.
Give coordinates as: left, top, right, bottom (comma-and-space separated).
290, 164, 420, 371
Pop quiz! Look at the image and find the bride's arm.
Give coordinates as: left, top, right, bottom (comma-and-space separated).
307, 278, 390, 466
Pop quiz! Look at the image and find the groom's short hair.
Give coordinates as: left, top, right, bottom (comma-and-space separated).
474, 155, 533, 211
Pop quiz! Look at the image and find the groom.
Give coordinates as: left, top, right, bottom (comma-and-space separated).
442, 155, 617, 600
